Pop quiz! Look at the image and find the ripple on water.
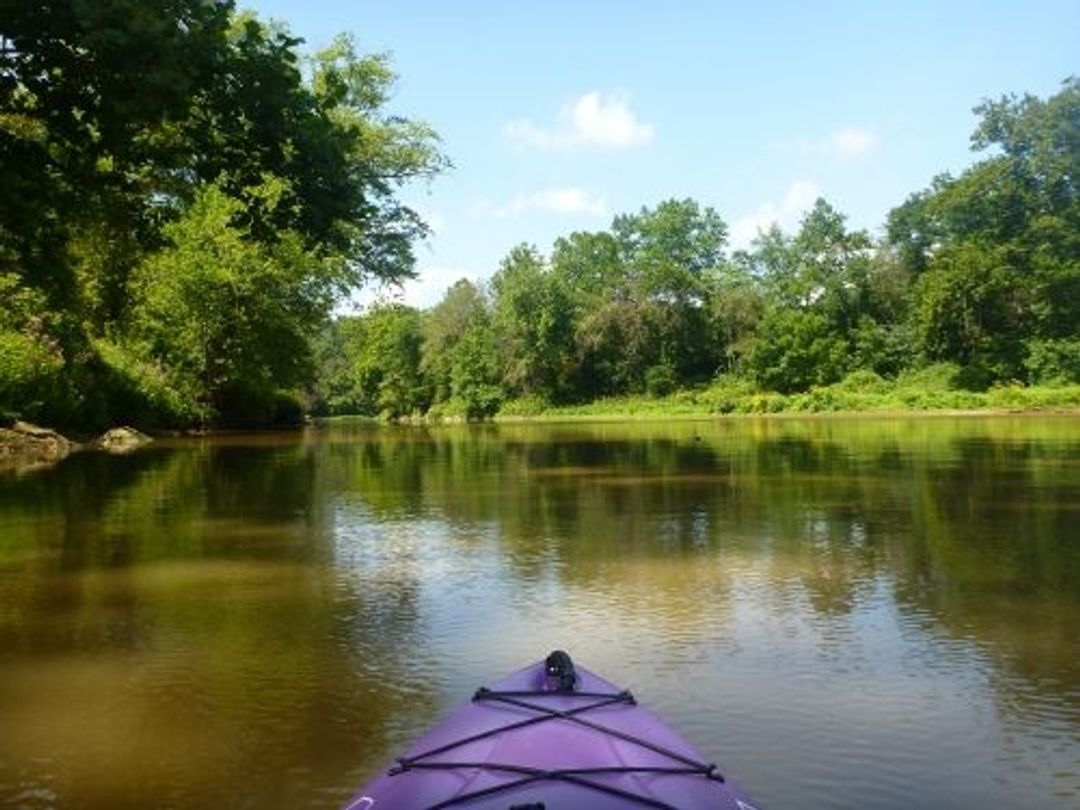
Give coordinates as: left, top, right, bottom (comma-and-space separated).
3, 417, 1079, 809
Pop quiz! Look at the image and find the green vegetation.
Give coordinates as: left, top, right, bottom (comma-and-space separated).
1, 1, 444, 429
496, 368, 1080, 419
316, 78, 1078, 420
1, 4, 1075, 430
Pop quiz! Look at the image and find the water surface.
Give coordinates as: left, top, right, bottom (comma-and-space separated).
1, 416, 1078, 808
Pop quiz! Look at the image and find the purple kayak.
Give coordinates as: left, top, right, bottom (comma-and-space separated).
346, 651, 759, 809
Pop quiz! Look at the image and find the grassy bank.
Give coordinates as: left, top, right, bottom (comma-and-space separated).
496, 368, 1080, 420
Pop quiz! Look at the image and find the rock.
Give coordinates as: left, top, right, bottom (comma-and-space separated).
13, 420, 64, 439
1, 422, 72, 462
99, 426, 153, 452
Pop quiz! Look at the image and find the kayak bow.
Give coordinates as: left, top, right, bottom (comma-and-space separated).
346, 651, 759, 809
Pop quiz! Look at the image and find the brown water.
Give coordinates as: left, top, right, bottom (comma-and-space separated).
0, 416, 1078, 809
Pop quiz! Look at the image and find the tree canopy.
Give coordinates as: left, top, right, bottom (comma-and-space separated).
315, 79, 1078, 419
1, 0, 444, 427
1, 11, 1074, 429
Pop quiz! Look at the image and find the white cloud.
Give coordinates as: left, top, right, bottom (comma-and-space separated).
730, 180, 821, 249
770, 127, 879, 161
347, 265, 483, 311
492, 187, 608, 219
829, 127, 878, 159
503, 91, 654, 150
782, 179, 820, 212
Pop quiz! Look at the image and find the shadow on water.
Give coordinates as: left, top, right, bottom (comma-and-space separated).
0, 438, 433, 809
0, 416, 1078, 808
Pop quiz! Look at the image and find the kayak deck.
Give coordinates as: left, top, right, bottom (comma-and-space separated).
348, 653, 757, 809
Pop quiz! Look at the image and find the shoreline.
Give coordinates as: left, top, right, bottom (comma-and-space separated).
491, 406, 1080, 423
6, 405, 1079, 465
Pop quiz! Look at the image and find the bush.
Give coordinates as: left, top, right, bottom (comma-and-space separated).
1025, 338, 1080, 385
745, 392, 788, 413
93, 340, 204, 428
986, 383, 1080, 409
893, 363, 963, 392
644, 363, 678, 397
499, 394, 551, 417
0, 329, 66, 422
702, 376, 758, 414
833, 369, 891, 394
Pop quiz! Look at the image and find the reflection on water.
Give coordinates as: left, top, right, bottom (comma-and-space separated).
1, 417, 1078, 808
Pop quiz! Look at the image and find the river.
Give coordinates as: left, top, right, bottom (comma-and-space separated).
1, 416, 1077, 808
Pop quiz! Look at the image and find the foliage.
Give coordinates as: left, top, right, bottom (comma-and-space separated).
127, 183, 335, 424
888, 76, 1079, 384
0, 274, 66, 422
314, 305, 429, 419
1, 10, 1075, 433
447, 318, 504, 419
1024, 338, 1080, 385
0, 1, 444, 428
746, 306, 850, 393
490, 245, 574, 401
498, 370, 1079, 418
328, 74, 1077, 422
91, 339, 203, 428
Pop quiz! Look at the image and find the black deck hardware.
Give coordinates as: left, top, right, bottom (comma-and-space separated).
544, 650, 578, 692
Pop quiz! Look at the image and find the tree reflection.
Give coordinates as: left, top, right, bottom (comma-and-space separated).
1, 416, 1077, 807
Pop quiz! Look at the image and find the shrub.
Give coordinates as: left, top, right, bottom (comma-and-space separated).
498, 394, 550, 417
644, 363, 678, 397
833, 369, 891, 395
893, 363, 963, 392
93, 340, 205, 428
1024, 338, 1080, 385
0, 329, 66, 422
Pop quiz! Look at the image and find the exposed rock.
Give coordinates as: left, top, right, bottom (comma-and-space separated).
12, 420, 63, 439
0, 422, 73, 463
99, 426, 153, 452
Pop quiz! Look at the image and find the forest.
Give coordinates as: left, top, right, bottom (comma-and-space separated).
313, 77, 1079, 419
1, 0, 444, 429
2, 2, 1077, 429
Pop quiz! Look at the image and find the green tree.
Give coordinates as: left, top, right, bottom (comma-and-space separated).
912, 242, 1031, 387
128, 182, 334, 424
448, 318, 503, 419
611, 199, 728, 387
421, 279, 489, 404
490, 245, 574, 402
551, 230, 623, 304
888, 78, 1078, 384
1, 0, 231, 317
703, 260, 766, 375
747, 308, 849, 394
743, 200, 875, 391
550, 230, 631, 398
1, 2, 446, 427
349, 305, 429, 418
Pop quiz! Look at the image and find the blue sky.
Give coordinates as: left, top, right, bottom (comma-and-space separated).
245, 1, 1078, 308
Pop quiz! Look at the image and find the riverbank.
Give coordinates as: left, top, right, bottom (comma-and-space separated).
8, 379, 1079, 457
495, 375, 1080, 421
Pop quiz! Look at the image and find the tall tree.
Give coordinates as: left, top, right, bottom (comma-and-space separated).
888, 77, 1078, 384
129, 181, 334, 424
1, 1, 446, 426
745, 200, 874, 391
421, 278, 489, 404
490, 245, 574, 401
609, 199, 729, 388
